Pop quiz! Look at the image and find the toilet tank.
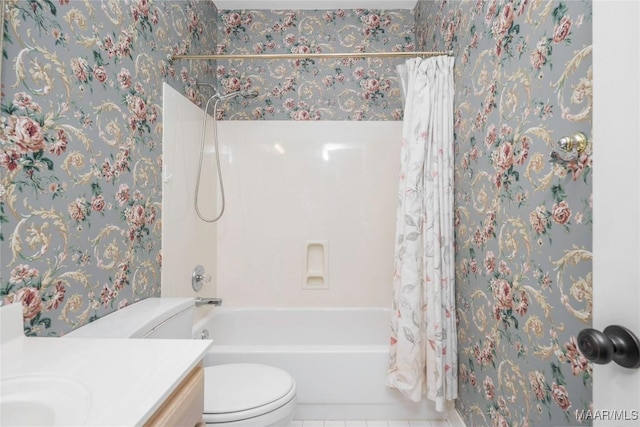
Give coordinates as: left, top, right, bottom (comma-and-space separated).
64, 298, 195, 339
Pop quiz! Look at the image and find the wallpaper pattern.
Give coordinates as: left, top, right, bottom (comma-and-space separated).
415, 0, 593, 426
0, 0, 217, 336
216, 8, 414, 120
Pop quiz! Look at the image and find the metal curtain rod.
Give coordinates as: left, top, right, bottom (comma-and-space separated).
171, 50, 454, 61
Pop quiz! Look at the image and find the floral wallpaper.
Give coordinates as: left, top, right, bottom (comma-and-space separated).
216, 8, 415, 120
416, 0, 593, 426
0, 0, 217, 336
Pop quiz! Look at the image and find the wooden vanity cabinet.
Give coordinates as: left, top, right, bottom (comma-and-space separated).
144, 364, 205, 427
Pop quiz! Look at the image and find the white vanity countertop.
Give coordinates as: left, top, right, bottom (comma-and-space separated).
1, 335, 212, 426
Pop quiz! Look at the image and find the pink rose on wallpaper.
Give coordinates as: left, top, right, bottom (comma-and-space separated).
225, 77, 241, 92
515, 290, 529, 316
493, 413, 508, 427
292, 110, 311, 121
470, 145, 480, 161
71, 57, 89, 82
493, 3, 514, 38
484, 251, 496, 274
10, 116, 46, 153
529, 205, 548, 234
0, 149, 20, 171
129, 96, 147, 120
365, 78, 380, 93
103, 34, 115, 57
442, 21, 454, 44
15, 287, 43, 320
48, 129, 68, 156
483, 376, 495, 400
135, 0, 151, 18
551, 382, 571, 410
68, 197, 89, 221
516, 136, 530, 165
284, 34, 296, 46
116, 184, 130, 206
188, 9, 201, 34
565, 336, 590, 376
498, 260, 511, 276
365, 14, 381, 29
46, 280, 66, 311
180, 67, 189, 82
352, 67, 365, 80
129, 204, 147, 228
493, 142, 514, 171
9, 264, 38, 284
469, 257, 479, 274
530, 39, 548, 69
529, 371, 547, 400
13, 92, 40, 111
284, 12, 296, 28
93, 65, 107, 83
146, 205, 157, 225
283, 98, 295, 110
225, 12, 241, 27
185, 87, 197, 104
91, 194, 106, 212
484, 124, 497, 149
493, 279, 513, 310
485, 0, 497, 25
551, 201, 571, 225
252, 107, 264, 119
553, 15, 572, 43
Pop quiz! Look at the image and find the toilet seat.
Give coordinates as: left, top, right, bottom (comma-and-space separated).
202, 363, 296, 424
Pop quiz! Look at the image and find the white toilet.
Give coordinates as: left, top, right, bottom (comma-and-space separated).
65, 298, 297, 426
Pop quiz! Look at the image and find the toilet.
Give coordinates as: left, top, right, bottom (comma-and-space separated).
65, 297, 296, 426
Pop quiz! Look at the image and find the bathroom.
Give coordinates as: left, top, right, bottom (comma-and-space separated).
1, 0, 638, 426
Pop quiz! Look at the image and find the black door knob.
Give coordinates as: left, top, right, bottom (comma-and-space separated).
577, 325, 640, 369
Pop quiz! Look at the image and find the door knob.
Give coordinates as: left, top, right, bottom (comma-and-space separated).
577, 325, 640, 369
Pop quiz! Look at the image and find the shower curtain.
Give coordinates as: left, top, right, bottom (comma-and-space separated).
386, 56, 457, 412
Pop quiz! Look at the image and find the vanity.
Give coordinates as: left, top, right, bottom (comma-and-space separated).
0, 303, 212, 426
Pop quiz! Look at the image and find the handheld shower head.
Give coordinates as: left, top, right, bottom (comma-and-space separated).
219, 89, 259, 100
240, 89, 259, 99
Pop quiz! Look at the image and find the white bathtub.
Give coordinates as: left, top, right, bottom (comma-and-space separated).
192, 307, 444, 421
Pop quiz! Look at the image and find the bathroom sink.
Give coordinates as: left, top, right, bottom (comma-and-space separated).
0, 374, 92, 426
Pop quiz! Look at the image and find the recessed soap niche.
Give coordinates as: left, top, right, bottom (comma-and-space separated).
303, 240, 329, 289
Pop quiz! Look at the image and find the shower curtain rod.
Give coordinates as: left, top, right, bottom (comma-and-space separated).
171, 50, 454, 61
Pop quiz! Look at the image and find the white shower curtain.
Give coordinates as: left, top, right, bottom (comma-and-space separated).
386, 56, 457, 412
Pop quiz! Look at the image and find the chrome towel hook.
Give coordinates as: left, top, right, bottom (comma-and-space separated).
551, 131, 589, 163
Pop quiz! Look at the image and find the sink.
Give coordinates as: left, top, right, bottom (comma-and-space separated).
0, 374, 92, 426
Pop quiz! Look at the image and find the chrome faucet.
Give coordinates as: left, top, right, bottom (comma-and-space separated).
195, 297, 223, 307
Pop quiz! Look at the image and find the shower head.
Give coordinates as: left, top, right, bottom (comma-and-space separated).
218, 89, 259, 100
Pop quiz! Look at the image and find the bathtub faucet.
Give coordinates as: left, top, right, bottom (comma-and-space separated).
195, 297, 223, 307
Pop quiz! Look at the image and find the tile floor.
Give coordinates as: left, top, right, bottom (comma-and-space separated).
288, 420, 451, 427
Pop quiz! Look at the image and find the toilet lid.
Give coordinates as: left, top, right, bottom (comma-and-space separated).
203, 363, 296, 422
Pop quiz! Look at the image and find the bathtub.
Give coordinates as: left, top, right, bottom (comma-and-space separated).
192, 307, 445, 421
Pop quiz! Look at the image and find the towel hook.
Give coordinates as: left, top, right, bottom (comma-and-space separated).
550, 132, 589, 163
